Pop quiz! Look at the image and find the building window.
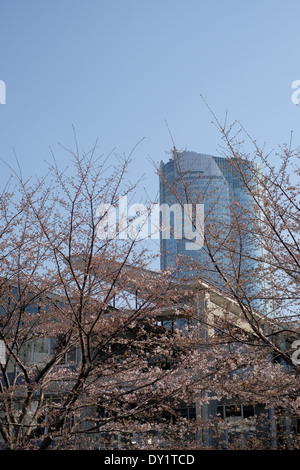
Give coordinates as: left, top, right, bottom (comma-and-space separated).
217, 404, 255, 419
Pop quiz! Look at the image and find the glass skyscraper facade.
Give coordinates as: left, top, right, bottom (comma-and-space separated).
159, 150, 269, 312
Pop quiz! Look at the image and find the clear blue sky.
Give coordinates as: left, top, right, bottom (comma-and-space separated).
0, 0, 299, 204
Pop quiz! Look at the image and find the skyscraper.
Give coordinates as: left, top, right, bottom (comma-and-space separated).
159, 149, 269, 310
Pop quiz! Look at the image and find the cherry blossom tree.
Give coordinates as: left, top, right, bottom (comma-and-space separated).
0, 125, 299, 451
0, 136, 242, 451
156, 110, 300, 449
0, 137, 190, 450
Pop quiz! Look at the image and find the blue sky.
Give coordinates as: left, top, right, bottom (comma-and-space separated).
0, 0, 299, 211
